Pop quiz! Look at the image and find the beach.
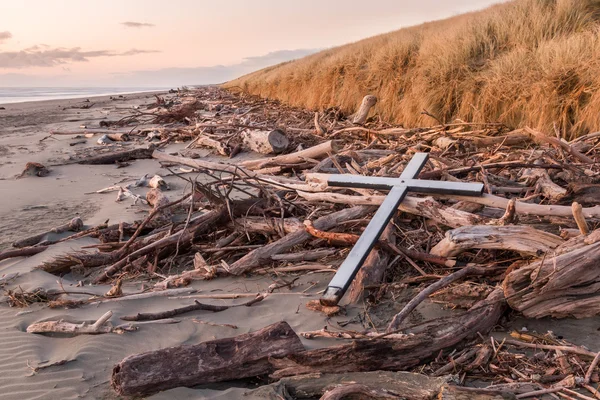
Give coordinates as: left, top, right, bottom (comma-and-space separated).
0, 92, 303, 399
1, 89, 600, 400
0, 90, 404, 399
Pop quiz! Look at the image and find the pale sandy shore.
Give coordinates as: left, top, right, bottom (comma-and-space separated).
0, 91, 372, 399
1, 92, 599, 400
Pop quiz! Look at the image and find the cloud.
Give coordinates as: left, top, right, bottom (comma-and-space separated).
0, 48, 320, 86
0, 31, 12, 44
106, 48, 321, 86
240, 49, 320, 67
121, 21, 155, 28
0, 47, 159, 68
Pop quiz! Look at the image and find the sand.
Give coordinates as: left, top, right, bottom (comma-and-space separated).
0, 92, 375, 399
1, 93, 599, 400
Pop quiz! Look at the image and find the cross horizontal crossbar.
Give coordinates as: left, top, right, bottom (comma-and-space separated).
326, 176, 484, 196
320, 152, 484, 306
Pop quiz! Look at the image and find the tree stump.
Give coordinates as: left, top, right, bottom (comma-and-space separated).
353, 95, 377, 125
241, 129, 289, 154
503, 241, 600, 318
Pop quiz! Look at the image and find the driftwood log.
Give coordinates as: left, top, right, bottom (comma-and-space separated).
503, 240, 600, 318
193, 135, 230, 156
346, 221, 395, 303
0, 246, 48, 262
227, 206, 374, 275
241, 129, 289, 154
352, 95, 377, 125
13, 217, 83, 248
78, 146, 155, 165
111, 321, 304, 397
239, 140, 340, 170
245, 371, 449, 399
298, 191, 486, 228
27, 311, 115, 335
430, 225, 563, 257
270, 288, 506, 379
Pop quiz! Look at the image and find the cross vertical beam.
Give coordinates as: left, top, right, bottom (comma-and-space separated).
320, 153, 430, 306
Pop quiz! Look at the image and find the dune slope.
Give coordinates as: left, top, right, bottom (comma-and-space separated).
226, 0, 600, 139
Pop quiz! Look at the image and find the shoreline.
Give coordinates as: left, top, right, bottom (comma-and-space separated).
0, 88, 173, 108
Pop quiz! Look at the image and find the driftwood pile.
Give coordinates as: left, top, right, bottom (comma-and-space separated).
3, 87, 600, 399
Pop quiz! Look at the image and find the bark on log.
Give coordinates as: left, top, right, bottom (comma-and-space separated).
320, 384, 401, 399
111, 321, 304, 397
78, 147, 155, 165
228, 206, 373, 275
437, 386, 516, 400
245, 371, 449, 400
239, 140, 340, 170
353, 95, 377, 125
470, 133, 530, 148
241, 129, 289, 154
503, 240, 600, 318
13, 217, 83, 248
229, 217, 304, 236
430, 226, 563, 257
346, 221, 395, 303
270, 289, 506, 379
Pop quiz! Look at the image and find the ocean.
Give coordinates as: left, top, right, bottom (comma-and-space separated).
0, 87, 170, 104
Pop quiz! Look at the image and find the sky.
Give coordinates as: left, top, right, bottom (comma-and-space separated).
0, 0, 503, 87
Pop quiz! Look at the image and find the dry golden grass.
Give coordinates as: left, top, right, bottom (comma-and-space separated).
225, 0, 600, 139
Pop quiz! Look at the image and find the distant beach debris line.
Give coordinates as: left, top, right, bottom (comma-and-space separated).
226, 0, 600, 140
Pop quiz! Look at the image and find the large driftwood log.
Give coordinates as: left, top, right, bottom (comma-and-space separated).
246, 371, 449, 400
13, 217, 83, 248
241, 129, 289, 154
298, 191, 486, 228
346, 221, 395, 303
353, 95, 377, 125
240, 140, 340, 170
503, 240, 600, 318
228, 206, 374, 275
111, 321, 304, 397
430, 226, 563, 257
270, 289, 506, 379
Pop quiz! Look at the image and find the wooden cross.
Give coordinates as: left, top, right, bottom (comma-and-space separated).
320, 153, 484, 306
